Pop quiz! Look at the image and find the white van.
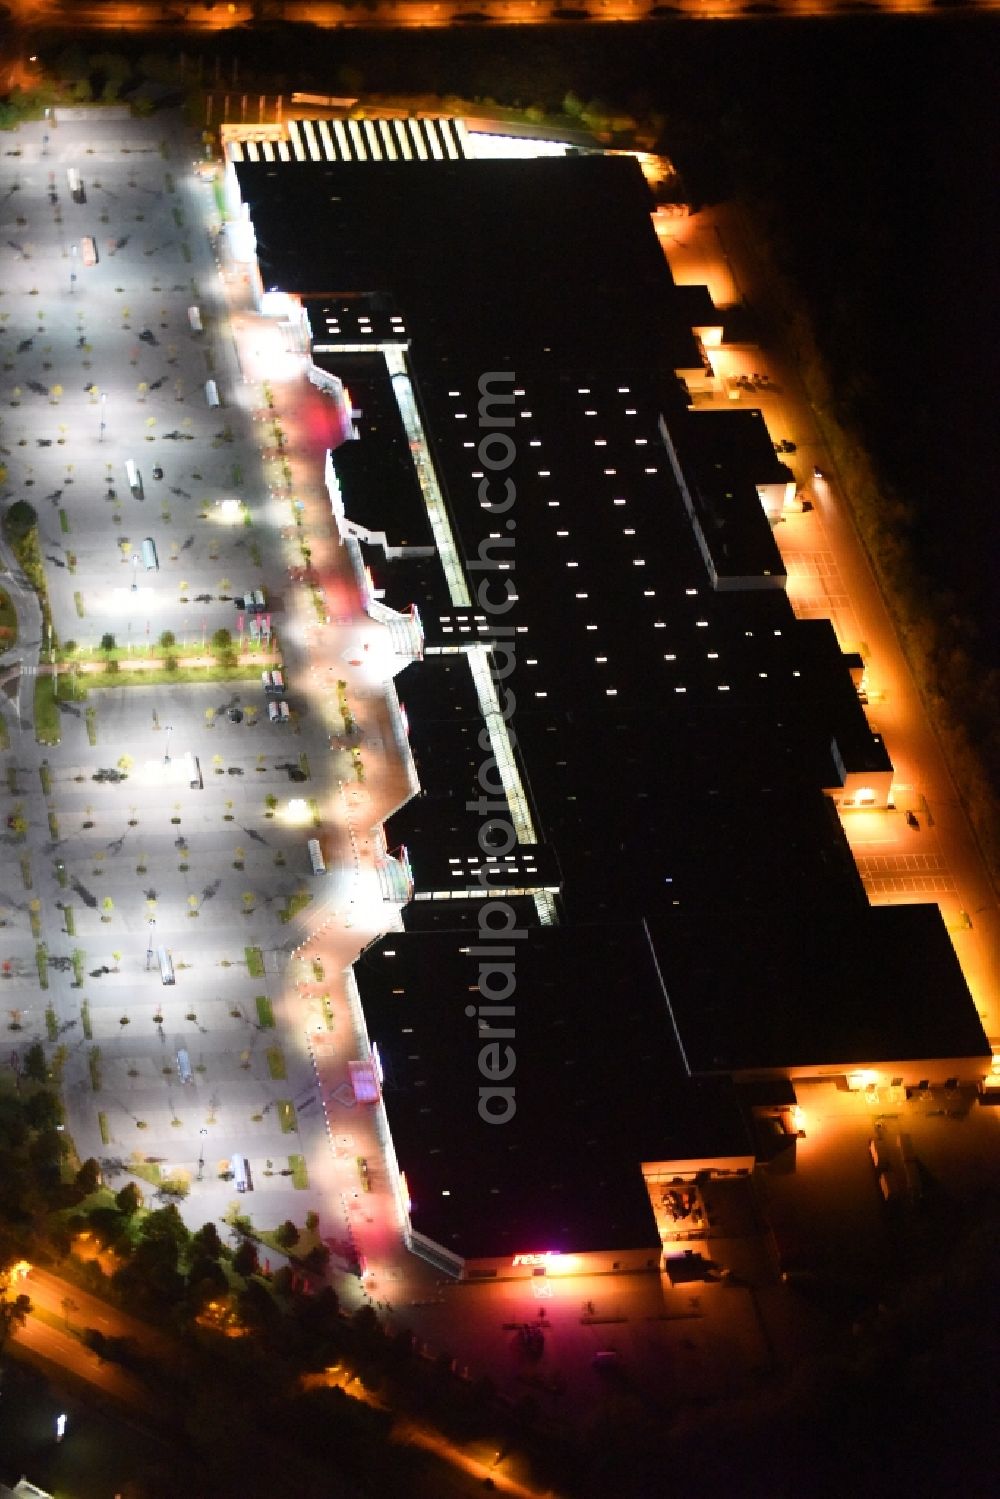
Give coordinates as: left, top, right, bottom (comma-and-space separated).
205, 379, 220, 408
308, 838, 326, 875
279, 701, 290, 723
176, 1049, 193, 1084
268, 701, 280, 723
187, 305, 203, 333
270, 669, 284, 694
126, 460, 143, 498
261, 670, 273, 692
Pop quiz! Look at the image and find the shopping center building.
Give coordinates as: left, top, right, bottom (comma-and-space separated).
221, 118, 990, 1280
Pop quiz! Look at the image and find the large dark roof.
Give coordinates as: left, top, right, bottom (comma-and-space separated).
358, 925, 747, 1259
325, 354, 431, 550
388, 654, 560, 895
235, 155, 701, 371
238, 149, 988, 1259
653, 901, 989, 1076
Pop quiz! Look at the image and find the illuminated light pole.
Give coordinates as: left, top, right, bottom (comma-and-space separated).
99, 391, 107, 443
146, 919, 155, 971
56, 1413, 67, 1443
163, 724, 173, 764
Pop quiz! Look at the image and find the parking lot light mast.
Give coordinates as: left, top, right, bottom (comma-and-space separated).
99, 392, 107, 443
163, 725, 173, 764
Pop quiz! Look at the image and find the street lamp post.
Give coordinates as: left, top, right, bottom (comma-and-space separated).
146, 919, 155, 970
99, 392, 107, 443
163, 725, 173, 764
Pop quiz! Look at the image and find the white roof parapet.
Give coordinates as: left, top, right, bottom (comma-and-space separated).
363, 120, 383, 161
302, 119, 321, 161
318, 118, 335, 160
454, 118, 472, 157
288, 119, 306, 162
393, 118, 413, 162
409, 119, 429, 162
379, 119, 398, 162
348, 118, 366, 160
443, 119, 461, 161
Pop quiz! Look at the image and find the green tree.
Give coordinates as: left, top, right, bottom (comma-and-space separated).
191, 1220, 224, 1260
186, 1255, 227, 1303
139, 1202, 190, 1254
2, 500, 38, 543
0, 1288, 31, 1354
275, 1219, 299, 1250
232, 1239, 259, 1278
22, 1041, 47, 1083
159, 629, 176, 649
100, 632, 116, 652
25, 1091, 62, 1133
302, 1244, 330, 1276
75, 1157, 102, 1195
115, 1181, 143, 1217
211, 627, 232, 651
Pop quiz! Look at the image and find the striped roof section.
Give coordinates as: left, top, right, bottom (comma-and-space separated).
228, 117, 470, 165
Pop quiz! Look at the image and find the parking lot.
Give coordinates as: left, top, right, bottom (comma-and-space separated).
0, 106, 357, 1246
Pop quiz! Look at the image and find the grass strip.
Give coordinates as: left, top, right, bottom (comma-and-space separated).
277, 1100, 296, 1135
266, 1047, 286, 1081
245, 946, 265, 978
279, 889, 313, 925
289, 1154, 308, 1189
34, 676, 61, 745
128, 1158, 162, 1187
254, 994, 274, 1029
